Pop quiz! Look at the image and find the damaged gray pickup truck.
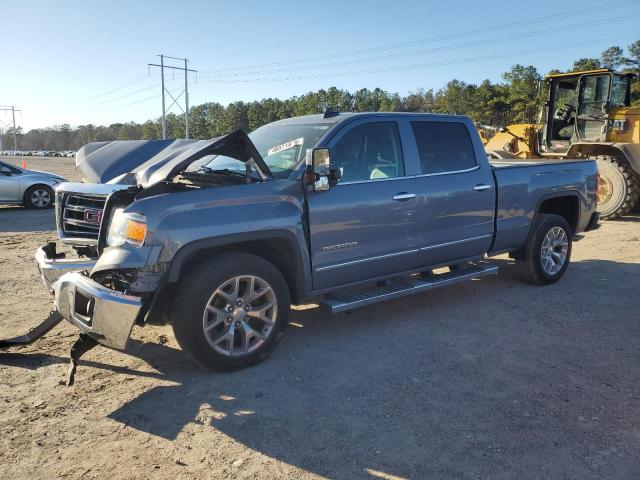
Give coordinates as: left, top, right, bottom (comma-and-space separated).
2, 112, 601, 377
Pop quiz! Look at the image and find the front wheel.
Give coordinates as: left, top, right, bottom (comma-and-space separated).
516, 214, 572, 285
171, 253, 290, 369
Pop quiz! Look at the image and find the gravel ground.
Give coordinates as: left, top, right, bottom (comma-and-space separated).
1, 156, 639, 479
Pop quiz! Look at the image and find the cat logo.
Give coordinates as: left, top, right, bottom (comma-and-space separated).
609, 119, 630, 134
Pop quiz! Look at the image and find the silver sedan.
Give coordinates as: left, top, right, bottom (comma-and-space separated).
0, 160, 66, 209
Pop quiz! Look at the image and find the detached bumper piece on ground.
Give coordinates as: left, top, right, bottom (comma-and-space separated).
0, 243, 143, 385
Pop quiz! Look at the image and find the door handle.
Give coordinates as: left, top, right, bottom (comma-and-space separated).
392, 193, 417, 201
473, 184, 492, 192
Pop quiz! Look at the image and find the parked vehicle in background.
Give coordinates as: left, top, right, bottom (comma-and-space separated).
0, 150, 75, 158
0, 160, 66, 208
4, 112, 600, 372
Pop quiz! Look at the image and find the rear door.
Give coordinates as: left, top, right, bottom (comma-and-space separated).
306, 119, 419, 290
408, 119, 496, 267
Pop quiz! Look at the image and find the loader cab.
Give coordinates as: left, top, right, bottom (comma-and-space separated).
540, 69, 633, 153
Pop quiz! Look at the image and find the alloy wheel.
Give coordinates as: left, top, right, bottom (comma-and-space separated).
202, 275, 277, 357
31, 189, 51, 208
540, 226, 569, 275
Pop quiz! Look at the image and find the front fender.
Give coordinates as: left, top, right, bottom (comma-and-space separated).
167, 228, 312, 300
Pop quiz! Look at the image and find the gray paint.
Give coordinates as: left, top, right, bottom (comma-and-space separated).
59, 112, 599, 303
0, 161, 65, 204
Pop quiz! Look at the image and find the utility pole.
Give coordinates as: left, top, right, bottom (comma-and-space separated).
160, 54, 166, 139
184, 58, 190, 139
148, 55, 196, 140
0, 106, 21, 151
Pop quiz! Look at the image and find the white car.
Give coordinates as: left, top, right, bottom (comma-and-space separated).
0, 160, 66, 209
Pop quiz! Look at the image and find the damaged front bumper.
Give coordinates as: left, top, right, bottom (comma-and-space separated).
36, 245, 97, 291
36, 245, 143, 350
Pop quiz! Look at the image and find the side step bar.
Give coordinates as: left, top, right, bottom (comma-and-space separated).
321, 263, 498, 314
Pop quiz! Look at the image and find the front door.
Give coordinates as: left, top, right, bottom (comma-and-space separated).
408, 120, 496, 267
307, 120, 419, 291
576, 74, 611, 142
0, 162, 20, 202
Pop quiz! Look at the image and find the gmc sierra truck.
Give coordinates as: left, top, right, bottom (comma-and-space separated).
13, 112, 600, 371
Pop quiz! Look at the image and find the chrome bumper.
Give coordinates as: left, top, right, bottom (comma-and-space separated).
52, 272, 142, 350
36, 245, 142, 350
35, 246, 96, 291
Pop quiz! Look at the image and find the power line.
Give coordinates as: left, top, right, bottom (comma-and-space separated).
199, 0, 639, 74
198, 35, 637, 84
93, 82, 161, 105
80, 75, 149, 103
199, 13, 639, 80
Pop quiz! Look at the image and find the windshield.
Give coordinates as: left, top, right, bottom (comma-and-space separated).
189, 122, 332, 179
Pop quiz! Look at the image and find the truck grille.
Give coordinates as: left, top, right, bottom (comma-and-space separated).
59, 193, 107, 242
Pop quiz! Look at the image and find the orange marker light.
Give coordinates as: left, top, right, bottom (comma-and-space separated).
125, 219, 147, 245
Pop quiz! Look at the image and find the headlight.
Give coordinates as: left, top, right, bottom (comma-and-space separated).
107, 209, 147, 247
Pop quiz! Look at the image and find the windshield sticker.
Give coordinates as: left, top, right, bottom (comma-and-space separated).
267, 137, 304, 156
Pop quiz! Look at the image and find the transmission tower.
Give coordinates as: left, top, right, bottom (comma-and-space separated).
148, 55, 197, 139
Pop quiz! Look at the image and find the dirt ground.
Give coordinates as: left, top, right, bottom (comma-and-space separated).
1, 156, 639, 479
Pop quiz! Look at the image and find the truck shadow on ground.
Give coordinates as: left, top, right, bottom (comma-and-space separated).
3, 257, 640, 479
109, 257, 640, 478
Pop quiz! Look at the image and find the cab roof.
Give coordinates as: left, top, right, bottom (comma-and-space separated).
545, 68, 613, 79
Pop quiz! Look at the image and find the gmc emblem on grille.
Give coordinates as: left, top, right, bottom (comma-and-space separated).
83, 208, 102, 225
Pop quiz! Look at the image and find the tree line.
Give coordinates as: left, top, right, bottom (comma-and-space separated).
3, 40, 639, 152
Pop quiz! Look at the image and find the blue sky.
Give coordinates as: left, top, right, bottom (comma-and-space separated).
1, 0, 639, 130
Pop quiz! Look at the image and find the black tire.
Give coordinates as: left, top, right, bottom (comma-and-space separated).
595, 156, 639, 220
171, 253, 290, 369
516, 214, 572, 285
24, 185, 54, 209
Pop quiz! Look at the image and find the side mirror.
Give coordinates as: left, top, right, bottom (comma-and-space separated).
0, 167, 12, 176
305, 148, 340, 191
601, 101, 610, 114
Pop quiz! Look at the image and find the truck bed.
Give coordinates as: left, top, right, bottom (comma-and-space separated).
489, 158, 598, 254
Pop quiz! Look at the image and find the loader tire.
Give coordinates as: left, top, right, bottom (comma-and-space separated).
595, 156, 639, 220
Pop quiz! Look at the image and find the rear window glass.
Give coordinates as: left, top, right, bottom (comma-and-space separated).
411, 122, 477, 174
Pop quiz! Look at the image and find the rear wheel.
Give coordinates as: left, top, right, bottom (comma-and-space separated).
24, 185, 54, 209
516, 214, 572, 285
171, 253, 290, 369
595, 156, 639, 220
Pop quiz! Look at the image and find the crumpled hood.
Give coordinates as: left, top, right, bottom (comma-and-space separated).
75, 130, 272, 186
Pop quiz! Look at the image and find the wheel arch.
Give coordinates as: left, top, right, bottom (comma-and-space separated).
22, 183, 54, 205
534, 192, 580, 234
167, 230, 311, 304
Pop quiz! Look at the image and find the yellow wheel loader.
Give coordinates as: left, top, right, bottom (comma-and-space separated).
483, 69, 640, 219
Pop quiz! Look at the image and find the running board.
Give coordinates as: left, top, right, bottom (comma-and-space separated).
321, 263, 498, 314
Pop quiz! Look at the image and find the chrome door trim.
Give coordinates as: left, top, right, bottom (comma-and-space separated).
419, 233, 493, 252
473, 184, 492, 192
315, 248, 419, 272
414, 165, 480, 178
336, 176, 409, 186
334, 165, 482, 187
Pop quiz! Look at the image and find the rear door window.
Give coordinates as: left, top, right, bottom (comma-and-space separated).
411, 121, 477, 175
